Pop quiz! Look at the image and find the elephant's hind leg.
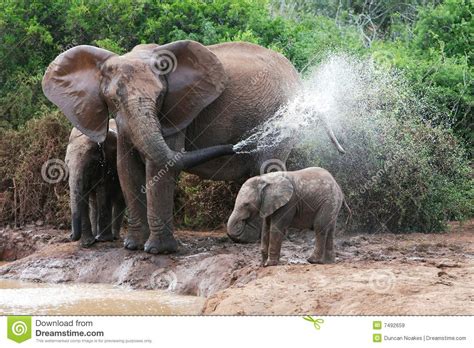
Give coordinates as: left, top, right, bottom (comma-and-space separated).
308, 206, 337, 264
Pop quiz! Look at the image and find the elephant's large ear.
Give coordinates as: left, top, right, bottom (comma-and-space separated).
42, 45, 116, 143
152, 40, 228, 136
259, 174, 294, 218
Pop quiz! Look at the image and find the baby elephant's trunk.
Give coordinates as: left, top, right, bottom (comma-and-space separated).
227, 213, 261, 243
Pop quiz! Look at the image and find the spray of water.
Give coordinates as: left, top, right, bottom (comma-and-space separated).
233, 54, 413, 154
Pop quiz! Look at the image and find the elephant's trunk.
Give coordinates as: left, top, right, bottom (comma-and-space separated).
227, 211, 261, 243
126, 107, 234, 170
321, 116, 346, 154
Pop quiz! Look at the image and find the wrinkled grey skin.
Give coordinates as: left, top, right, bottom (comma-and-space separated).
227, 167, 344, 266
43, 40, 345, 254
65, 120, 125, 247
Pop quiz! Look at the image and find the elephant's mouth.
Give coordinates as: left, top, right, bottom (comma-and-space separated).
227, 215, 261, 243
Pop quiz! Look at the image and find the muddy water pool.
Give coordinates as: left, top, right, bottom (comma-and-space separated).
0, 278, 205, 315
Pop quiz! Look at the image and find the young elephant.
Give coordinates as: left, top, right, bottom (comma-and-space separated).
227, 167, 344, 266
65, 119, 125, 247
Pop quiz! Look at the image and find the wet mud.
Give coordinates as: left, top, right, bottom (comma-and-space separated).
0, 221, 472, 315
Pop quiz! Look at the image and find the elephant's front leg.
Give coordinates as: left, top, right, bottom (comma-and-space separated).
144, 160, 179, 254
266, 206, 295, 266
260, 217, 270, 266
267, 225, 285, 266
88, 192, 98, 237
80, 196, 96, 247
95, 182, 114, 242
112, 194, 126, 240
118, 135, 149, 250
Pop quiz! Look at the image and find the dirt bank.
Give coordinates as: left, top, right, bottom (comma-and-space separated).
0, 221, 473, 315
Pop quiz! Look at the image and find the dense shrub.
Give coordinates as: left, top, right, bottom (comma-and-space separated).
299, 119, 473, 233
175, 174, 241, 229
369, 0, 473, 150
0, 111, 71, 226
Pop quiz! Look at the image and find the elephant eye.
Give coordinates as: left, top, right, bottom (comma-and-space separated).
101, 64, 113, 75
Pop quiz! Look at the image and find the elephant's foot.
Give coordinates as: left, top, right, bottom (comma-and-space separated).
95, 231, 114, 242
144, 235, 178, 254
80, 235, 96, 248
124, 237, 144, 250
325, 254, 335, 264
69, 232, 80, 242
123, 229, 147, 250
307, 255, 335, 264
265, 259, 279, 267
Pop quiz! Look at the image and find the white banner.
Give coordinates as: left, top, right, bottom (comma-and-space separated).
0, 316, 472, 347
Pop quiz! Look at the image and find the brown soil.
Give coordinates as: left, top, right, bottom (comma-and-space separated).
0, 221, 473, 315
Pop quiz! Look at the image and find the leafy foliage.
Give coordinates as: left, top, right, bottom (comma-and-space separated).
0, 0, 471, 230
370, 0, 473, 150
0, 112, 71, 225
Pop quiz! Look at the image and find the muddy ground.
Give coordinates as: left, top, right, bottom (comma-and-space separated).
0, 221, 473, 315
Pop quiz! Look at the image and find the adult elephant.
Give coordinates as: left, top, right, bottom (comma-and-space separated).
42, 40, 345, 254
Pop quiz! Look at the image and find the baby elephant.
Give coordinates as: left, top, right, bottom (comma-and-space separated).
227, 167, 344, 266
65, 119, 125, 247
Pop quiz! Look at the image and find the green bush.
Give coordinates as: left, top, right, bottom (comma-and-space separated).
369, 0, 473, 149
175, 174, 241, 229
319, 120, 473, 233
0, 110, 71, 226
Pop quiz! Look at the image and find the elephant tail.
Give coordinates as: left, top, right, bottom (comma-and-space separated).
343, 198, 352, 226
